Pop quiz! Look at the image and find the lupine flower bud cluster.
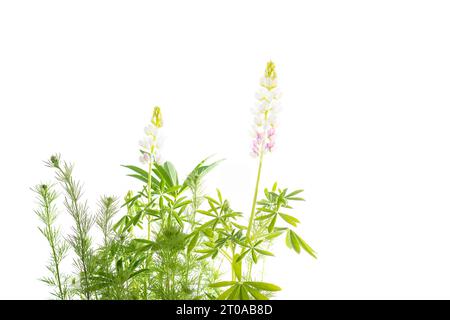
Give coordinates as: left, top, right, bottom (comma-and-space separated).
139, 106, 163, 165
251, 61, 281, 158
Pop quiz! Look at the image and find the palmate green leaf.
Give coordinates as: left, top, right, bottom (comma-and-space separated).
246, 281, 282, 291
213, 283, 249, 301
217, 285, 237, 300
211, 281, 271, 300
239, 285, 250, 300
278, 213, 300, 227
244, 284, 269, 300
228, 285, 241, 300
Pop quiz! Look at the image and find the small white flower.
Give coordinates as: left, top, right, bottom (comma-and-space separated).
256, 87, 281, 102
260, 76, 277, 89
139, 153, 150, 165
144, 124, 159, 137
139, 136, 154, 152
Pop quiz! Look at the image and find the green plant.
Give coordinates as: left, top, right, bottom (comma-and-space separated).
191, 61, 316, 299
33, 183, 70, 299
121, 159, 221, 299
33, 61, 316, 300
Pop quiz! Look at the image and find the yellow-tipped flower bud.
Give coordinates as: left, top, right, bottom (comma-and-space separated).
151, 106, 163, 128
264, 61, 277, 80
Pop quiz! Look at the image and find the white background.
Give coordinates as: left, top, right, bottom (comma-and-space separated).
1, 0, 450, 299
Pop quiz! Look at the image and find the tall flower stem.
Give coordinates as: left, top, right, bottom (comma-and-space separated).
139, 106, 162, 299
143, 158, 153, 300
247, 151, 264, 242
147, 159, 153, 240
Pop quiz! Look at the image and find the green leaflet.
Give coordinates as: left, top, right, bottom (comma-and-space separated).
286, 229, 317, 258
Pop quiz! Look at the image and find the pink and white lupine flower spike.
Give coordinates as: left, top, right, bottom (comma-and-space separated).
251, 61, 280, 158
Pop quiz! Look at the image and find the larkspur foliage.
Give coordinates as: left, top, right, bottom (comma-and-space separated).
33, 61, 315, 300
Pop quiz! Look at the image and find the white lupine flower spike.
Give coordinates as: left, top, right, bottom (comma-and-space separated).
139, 106, 164, 165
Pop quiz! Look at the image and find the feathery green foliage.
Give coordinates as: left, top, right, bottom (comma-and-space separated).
33, 183, 70, 299
45, 155, 95, 300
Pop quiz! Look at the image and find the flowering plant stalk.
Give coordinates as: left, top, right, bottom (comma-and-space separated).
33, 61, 315, 300
195, 62, 316, 299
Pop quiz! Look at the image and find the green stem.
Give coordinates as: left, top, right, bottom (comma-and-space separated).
147, 159, 153, 240
144, 159, 153, 300
246, 152, 264, 242
220, 249, 233, 263
42, 191, 65, 299
243, 149, 265, 281
48, 229, 64, 299
231, 246, 236, 281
